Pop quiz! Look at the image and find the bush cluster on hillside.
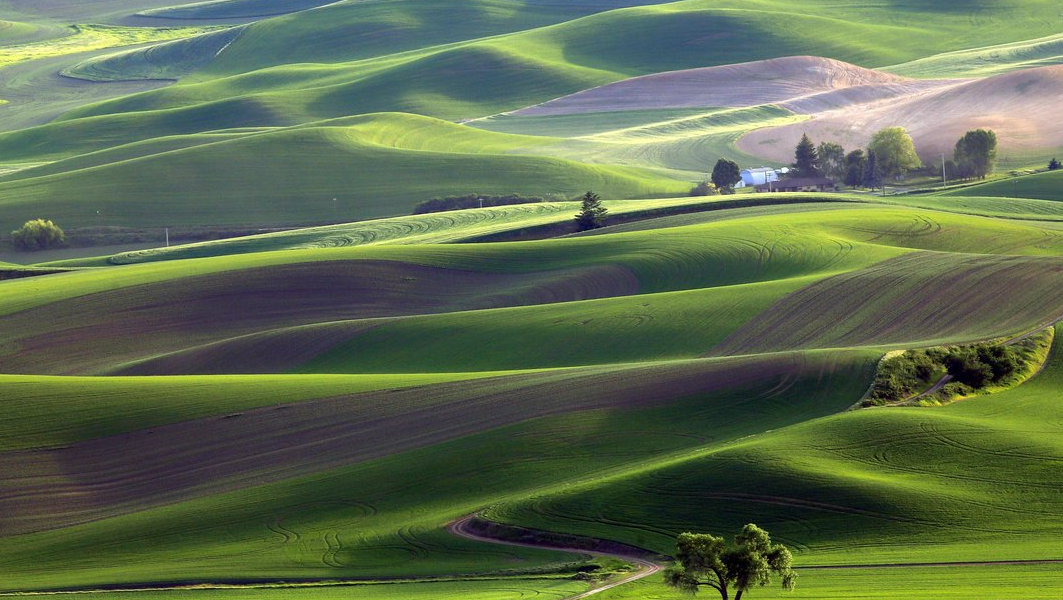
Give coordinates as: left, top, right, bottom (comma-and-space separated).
864, 340, 1036, 407
10, 218, 66, 251
413, 194, 543, 214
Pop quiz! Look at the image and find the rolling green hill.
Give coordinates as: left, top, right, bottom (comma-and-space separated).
0, 113, 687, 231
4, 0, 1063, 598
938, 169, 1063, 201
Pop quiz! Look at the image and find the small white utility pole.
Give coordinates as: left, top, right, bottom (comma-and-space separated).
941, 153, 947, 186
165, 227, 169, 247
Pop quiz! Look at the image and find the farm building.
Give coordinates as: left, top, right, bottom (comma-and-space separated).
755, 177, 835, 193
741, 167, 788, 187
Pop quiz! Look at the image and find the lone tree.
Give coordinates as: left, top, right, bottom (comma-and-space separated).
953, 129, 997, 180
867, 126, 921, 182
11, 218, 66, 251
711, 159, 742, 194
817, 141, 846, 181
665, 524, 796, 600
1049, 158, 1061, 171
791, 133, 820, 178
843, 149, 867, 188
574, 191, 607, 231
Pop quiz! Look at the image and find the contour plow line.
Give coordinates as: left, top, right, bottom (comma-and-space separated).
448, 515, 663, 599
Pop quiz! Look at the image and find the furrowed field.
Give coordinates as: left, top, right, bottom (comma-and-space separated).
2, 0, 1063, 598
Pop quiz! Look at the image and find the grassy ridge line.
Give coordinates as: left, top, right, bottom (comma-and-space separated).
0, 372, 519, 451
0, 114, 687, 231
0, 24, 222, 70
0, 349, 874, 590
711, 251, 1063, 355
510, 323, 1063, 566
7, 206, 1063, 375
55, 193, 1063, 268
120, 275, 818, 375
71, 197, 774, 267
0, 352, 843, 536
937, 169, 1063, 201
137, 0, 337, 20
0, 214, 903, 375
884, 32, 1063, 78
61, 26, 246, 82
47, 0, 1063, 140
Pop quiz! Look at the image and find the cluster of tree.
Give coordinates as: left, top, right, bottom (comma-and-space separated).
788, 128, 922, 191
951, 129, 997, 180
945, 344, 1019, 389
412, 193, 543, 214
665, 524, 796, 600
865, 342, 1027, 406
574, 191, 608, 231
10, 218, 66, 251
1049, 158, 1060, 171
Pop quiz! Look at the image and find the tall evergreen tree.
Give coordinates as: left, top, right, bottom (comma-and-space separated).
791, 133, 820, 177
574, 191, 607, 231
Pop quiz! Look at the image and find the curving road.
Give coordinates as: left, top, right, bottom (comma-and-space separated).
448, 516, 663, 599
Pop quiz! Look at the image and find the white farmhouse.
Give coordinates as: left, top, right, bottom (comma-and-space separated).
740, 167, 788, 187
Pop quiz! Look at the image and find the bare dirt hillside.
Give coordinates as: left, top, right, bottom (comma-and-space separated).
515, 56, 949, 116
738, 64, 1063, 161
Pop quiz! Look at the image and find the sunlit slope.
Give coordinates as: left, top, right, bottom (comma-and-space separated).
491, 323, 1063, 566
0, 349, 875, 590
81, 198, 731, 266
0, 372, 510, 451
137, 0, 336, 20
712, 251, 1063, 355
885, 32, 1063, 78
53, 193, 1063, 268
54, 0, 1063, 131
62, 27, 245, 82
123, 276, 817, 375
8, 206, 1063, 376
0, 207, 904, 374
0, 114, 685, 231
938, 169, 1063, 201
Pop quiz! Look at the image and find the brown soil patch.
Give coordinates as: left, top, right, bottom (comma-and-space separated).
515, 56, 943, 116
738, 64, 1063, 161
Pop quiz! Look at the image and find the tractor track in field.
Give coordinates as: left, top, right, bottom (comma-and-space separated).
447, 515, 663, 599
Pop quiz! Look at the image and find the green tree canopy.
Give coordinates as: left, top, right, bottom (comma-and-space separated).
817, 142, 846, 181
863, 150, 881, 191
574, 191, 607, 231
843, 149, 866, 188
664, 524, 796, 600
953, 129, 997, 180
867, 126, 921, 180
791, 133, 820, 178
11, 218, 66, 251
711, 159, 742, 193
